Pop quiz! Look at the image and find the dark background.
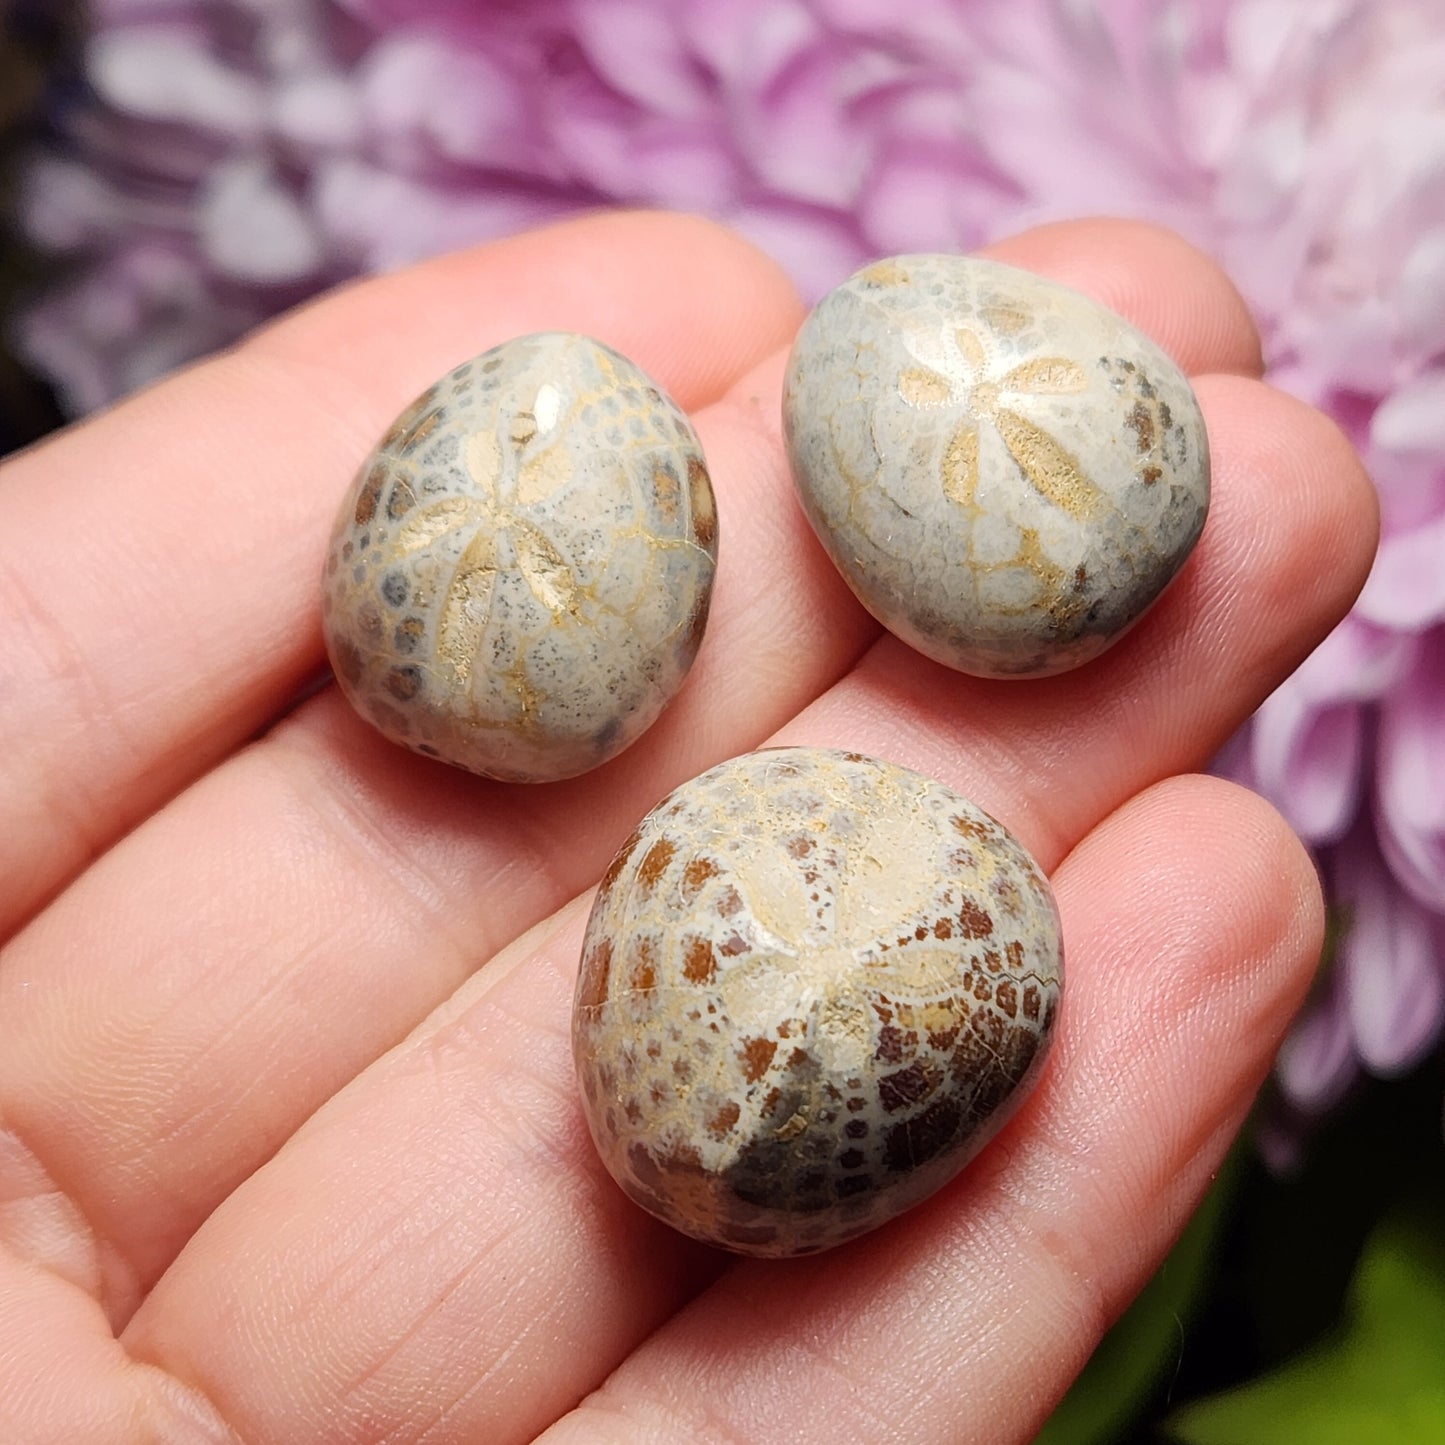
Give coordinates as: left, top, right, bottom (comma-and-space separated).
0, 1, 75, 456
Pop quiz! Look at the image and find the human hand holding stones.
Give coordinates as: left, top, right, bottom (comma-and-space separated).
0, 212, 1375, 1442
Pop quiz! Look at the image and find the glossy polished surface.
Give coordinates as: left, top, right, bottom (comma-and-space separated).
573, 747, 1063, 1256
322, 332, 717, 782
784, 254, 1209, 677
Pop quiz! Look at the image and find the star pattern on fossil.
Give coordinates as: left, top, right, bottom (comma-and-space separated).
896, 326, 1106, 522
378, 388, 695, 725
380, 418, 582, 717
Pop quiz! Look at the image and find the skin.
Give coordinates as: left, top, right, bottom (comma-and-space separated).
0, 210, 1376, 1444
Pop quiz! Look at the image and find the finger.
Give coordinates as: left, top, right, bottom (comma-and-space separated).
122, 776, 1320, 1445
0, 209, 805, 939
0, 214, 1261, 943
772, 374, 1377, 870
535, 778, 1321, 1445
0, 338, 869, 1322
980, 217, 1265, 379
116, 368, 1368, 1441
0, 1247, 232, 1444
0, 224, 1353, 1340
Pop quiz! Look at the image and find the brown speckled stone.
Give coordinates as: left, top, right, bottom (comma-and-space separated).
322, 332, 717, 783
572, 747, 1063, 1256
783, 254, 1210, 678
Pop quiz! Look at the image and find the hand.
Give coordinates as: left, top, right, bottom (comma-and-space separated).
0, 212, 1375, 1443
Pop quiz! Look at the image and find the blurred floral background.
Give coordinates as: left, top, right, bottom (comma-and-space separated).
3, 0, 1444, 1439
0, 1, 72, 452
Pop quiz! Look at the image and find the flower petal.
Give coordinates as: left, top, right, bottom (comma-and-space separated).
88, 25, 266, 139
1250, 691, 1363, 845
1356, 514, 1445, 631
1370, 370, 1445, 455
199, 157, 324, 284
1376, 633, 1445, 911
1333, 828, 1445, 1075
1276, 971, 1359, 1114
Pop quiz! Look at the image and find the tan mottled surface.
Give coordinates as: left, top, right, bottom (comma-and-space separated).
783, 254, 1210, 677
322, 332, 717, 782
572, 748, 1063, 1257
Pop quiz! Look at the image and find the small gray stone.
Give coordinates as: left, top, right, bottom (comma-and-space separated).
322, 332, 717, 782
573, 747, 1063, 1257
783, 255, 1210, 677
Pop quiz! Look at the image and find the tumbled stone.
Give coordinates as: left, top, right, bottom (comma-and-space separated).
572, 746, 1063, 1257
783, 254, 1210, 677
322, 332, 718, 783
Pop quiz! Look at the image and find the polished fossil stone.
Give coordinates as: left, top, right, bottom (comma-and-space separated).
322, 332, 717, 783
572, 747, 1063, 1257
783, 254, 1210, 678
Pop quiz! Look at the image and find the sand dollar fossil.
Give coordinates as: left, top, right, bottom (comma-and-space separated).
572, 747, 1063, 1257
321, 332, 718, 783
783, 254, 1210, 677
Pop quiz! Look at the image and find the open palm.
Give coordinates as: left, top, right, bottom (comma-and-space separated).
0, 212, 1374, 1443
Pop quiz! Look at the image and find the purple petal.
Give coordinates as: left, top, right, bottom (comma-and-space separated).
1398, 230, 1445, 357
270, 69, 365, 153
310, 157, 578, 272
199, 156, 324, 283
1276, 971, 1360, 1114
87, 25, 268, 139
1334, 829, 1445, 1075
1251, 690, 1363, 845
16, 241, 263, 413
727, 201, 867, 302
1370, 370, 1445, 456
573, 0, 711, 118
1245, 616, 1413, 843
1357, 513, 1445, 630
679, 0, 821, 92
1288, 300, 1398, 394
737, 40, 905, 208
625, 132, 742, 213
1305, 614, 1417, 700
1376, 634, 1445, 911
18, 154, 128, 252
334, 0, 534, 31
357, 33, 535, 169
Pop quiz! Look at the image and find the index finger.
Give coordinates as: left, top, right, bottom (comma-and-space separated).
0, 210, 805, 938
